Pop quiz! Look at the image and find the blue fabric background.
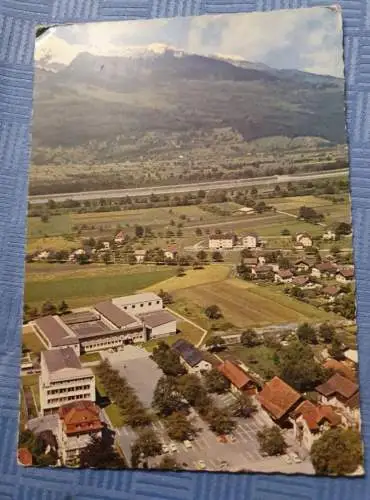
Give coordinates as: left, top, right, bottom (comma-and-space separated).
0, 1, 368, 499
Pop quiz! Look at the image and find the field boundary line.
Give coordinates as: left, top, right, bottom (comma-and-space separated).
166, 307, 207, 347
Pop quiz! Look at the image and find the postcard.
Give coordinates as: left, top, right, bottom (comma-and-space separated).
18, 7, 364, 475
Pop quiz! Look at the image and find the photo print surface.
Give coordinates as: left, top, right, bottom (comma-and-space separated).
18, 6, 364, 476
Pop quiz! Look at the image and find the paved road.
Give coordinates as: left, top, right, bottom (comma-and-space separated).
29, 169, 348, 204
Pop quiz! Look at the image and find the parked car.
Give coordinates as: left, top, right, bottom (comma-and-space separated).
183, 440, 192, 449
162, 444, 169, 453
170, 442, 178, 452
196, 460, 206, 470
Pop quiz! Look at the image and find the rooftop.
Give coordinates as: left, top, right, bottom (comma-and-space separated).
217, 360, 255, 390
42, 347, 82, 373
62, 311, 100, 325
315, 373, 358, 400
139, 310, 177, 329
59, 400, 103, 436
209, 233, 235, 240
258, 376, 301, 420
292, 400, 341, 431
17, 448, 33, 466
94, 301, 140, 329
112, 293, 161, 307
292, 275, 310, 286
69, 319, 116, 339
277, 269, 293, 278
338, 268, 354, 278
172, 339, 203, 367
323, 358, 357, 382
33, 315, 77, 347
322, 285, 341, 296
315, 262, 337, 272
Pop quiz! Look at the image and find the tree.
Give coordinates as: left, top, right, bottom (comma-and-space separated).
40, 213, 49, 223
298, 206, 324, 223
257, 426, 287, 456
205, 335, 225, 351
177, 374, 205, 406
177, 266, 186, 277
196, 250, 208, 262
207, 408, 235, 435
205, 304, 223, 320
296, 323, 317, 344
135, 225, 144, 238
279, 340, 327, 392
58, 300, 70, 315
203, 368, 230, 393
159, 455, 182, 470
152, 342, 186, 376
230, 393, 257, 418
165, 412, 195, 441
131, 428, 162, 468
240, 329, 261, 347
158, 289, 173, 305
152, 376, 184, 416
76, 253, 90, 265
329, 336, 344, 360
195, 228, 203, 236
240, 248, 253, 259
290, 286, 304, 299
330, 244, 341, 256
102, 251, 113, 265
335, 222, 352, 238
277, 256, 291, 269
281, 229, 290, 236
319, 323, 335, 343
212, 251, 223, 262
41, 301, 57, 316
80, 434, 126, 469
310, 428, 363, 475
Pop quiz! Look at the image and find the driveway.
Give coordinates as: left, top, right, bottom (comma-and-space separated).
101, 346, 162, 407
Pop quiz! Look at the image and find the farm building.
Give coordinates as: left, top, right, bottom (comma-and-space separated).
311, 261, 338, 279
172, 339, 212, 373
336, 267, 354, 283
294, 258, 316, 272
274, 269, 293, 284
164, 247, 178, 260
134, 249, 146, 263
315, 373, 359, 414
208, 233, 236, 249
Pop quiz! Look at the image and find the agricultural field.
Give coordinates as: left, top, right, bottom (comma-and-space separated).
172, 278, 336, 329
25, 265, 175, 309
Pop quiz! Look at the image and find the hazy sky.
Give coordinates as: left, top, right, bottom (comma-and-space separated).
36, 7, 344, 78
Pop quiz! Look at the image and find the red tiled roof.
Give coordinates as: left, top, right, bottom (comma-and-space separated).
292, 275, 310, 286
316, 262, 337, 272
18, 448, 33, 466
322, 285, 341, 296
323, 359, 357, 382
338, 268, 354, 278
217, 360, 255, 390
258, 376, 301, 420
315, 373, 358, 400
277, 269, 293, 278
59, 400, 103, 436
292, 401, 341, 431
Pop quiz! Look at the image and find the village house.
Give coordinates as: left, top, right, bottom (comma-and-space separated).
172, 339, 212, 373
242, 233, 259, 249
274, 269, 293, 284
321, 285, 342, 302
164, 247, 178, 260
114, 231, 125, 244
296, 233, 313, 248
102, 241, 110, 250
311, 261, 337, 279
209, 233, 236, 250
291, 275, 318, 290
217, 360, 258, 395
294, 258, 315, 273
257, 255, 266, 265
57, 400, 104, 465
35, 250, 50, 261
344, 349, 358, 366
322, 229, 336, 241
290, 400, 342, 451
257, 376, 302, 426
242, 257, 258, 268
315, 373, 359, 425
323, 358, 357, 382
134, 249, 146, 263
238, 206, 255, 215
251, 264, 274, 280
336, 267, 354, 284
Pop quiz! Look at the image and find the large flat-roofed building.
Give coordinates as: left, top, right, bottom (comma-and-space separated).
112, 292, 163, 315
40, 347, 95, 415
30, 293, 177, 355
32, 316, 81, 356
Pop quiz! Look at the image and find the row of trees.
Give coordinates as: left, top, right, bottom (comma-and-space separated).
23, 300, 69, 324
95, 360, 152, 428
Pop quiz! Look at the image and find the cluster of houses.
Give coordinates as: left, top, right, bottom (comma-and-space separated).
167, 337, 360, 454
20, 292, 179, 466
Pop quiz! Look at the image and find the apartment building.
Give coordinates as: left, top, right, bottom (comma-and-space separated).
39, 347, 95, 416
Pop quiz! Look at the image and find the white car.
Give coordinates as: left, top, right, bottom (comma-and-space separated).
290, 452, 302, 463
283, 455, 293, 464
162, 444, 169, 453
183, 440, 192, 449
170, 442, 178, 452
196, 460, 206, 470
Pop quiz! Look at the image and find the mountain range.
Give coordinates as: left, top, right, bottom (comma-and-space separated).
32, 45, 346, 154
